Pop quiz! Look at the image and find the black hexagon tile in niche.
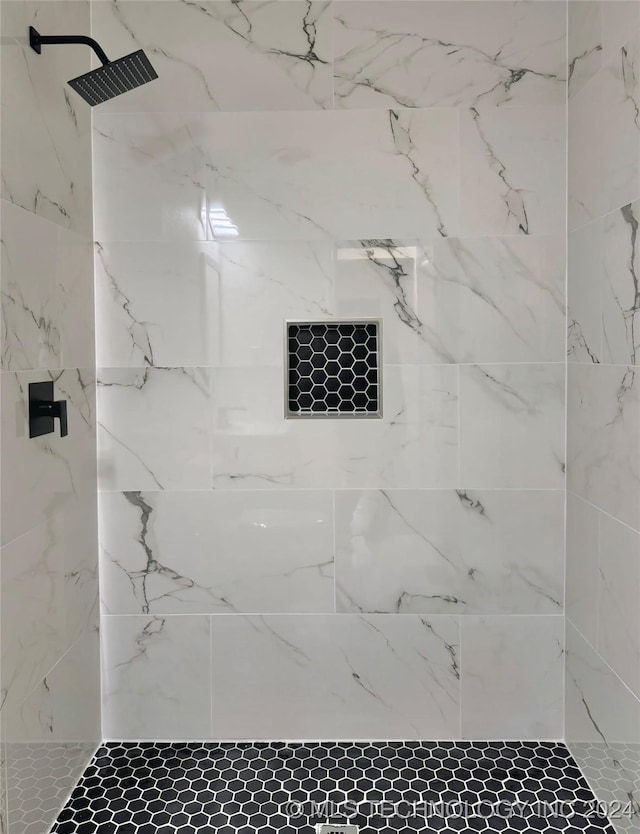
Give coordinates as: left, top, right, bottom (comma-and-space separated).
286, 320, 381, 417
51, 742, 619, 834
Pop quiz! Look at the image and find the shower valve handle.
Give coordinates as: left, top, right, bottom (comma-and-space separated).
37, 399, 68, 437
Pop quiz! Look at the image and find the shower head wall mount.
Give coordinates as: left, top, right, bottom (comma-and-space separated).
28, 26, 158, 106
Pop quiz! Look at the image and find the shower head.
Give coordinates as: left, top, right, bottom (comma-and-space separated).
29, 27, 158, 106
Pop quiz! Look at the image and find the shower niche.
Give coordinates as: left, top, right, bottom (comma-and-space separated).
285, 320, 382, 418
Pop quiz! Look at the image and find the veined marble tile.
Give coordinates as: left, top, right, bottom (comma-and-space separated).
210, 614, 460, 740
210, 364, 459, 489
58, 227, 95, 371
1, 368, 96, 547
97, 367, 211, 491
335, 236, 565, 365
603, 201, 640, 366
460, 106, 566, 238
567, 363, 640, 531
460, 363, 565, 489
566, 621, 640, 745
335, 489, 564, 616
568, 1, 602, 98
601, 3, 640, 69
5, 629, 100, 744
568, 219, 603, 364
99, 490, 334, 615
63, 495, 99, 646
96, 240, 333, 368
1, 517, 66, 714
93, 113, 206, 243
204, 109, 459, 240
102, 615, 211, 740
92, 0, 332, 112
566, 492, 599, 647
569, 34, 640, 231
334, 1, 565, 109
598, 513, 640, 699
461, 616, 564, 740
0, 1, 92, 237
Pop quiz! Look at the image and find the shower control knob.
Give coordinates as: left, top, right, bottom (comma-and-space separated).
28, 381, 69, 438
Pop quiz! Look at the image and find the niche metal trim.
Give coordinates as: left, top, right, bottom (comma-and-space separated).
285, 319, 383, 420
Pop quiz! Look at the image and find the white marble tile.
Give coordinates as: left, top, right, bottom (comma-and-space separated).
1, 368, 96, 547
102, 615, 211, 740
601, 3, 640, 68
460, 363, 565, 489
598, 513, 640, 698
566, 621, 640, 745
603, 201, 640, 366
460, 106, 566, 237
569, 33, 640, 231
568, 219, 603, 364
93, 113, 206, 243
336, 489, 564, 616
335, 237, 565, 365
210, 614, 460, 740
210, 364, 459, 489
92, 0, 332, 112
568, 1, 602, 98
58, 228, 95, 371
204, 108, 459, 240
62, 495, 99, 646
566, 492, 600, 647
1, 517, 66, 714
0, 1, 93, 237
1, 201, 61, 372
567, 363, 640, 531
334, 1, 565, 109
96, 240, 334, 369
5, 629, 100, 744
100, 489, 334, 615
461, 616, 564, 740
97, 367, 211, 491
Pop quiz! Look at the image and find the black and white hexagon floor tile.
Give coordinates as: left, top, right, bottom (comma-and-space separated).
51, 741, 618, 834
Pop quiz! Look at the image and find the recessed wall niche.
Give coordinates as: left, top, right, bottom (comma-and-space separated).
285, 320, 382, 419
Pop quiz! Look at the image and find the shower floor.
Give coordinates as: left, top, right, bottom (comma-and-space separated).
51, 741, 619, 834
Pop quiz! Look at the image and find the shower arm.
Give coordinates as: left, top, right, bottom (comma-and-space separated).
29, 27, 110, 66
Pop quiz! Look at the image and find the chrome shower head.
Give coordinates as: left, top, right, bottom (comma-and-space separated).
29, 27, 158, 106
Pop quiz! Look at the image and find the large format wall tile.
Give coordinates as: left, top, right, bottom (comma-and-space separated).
569, 34, 640, 231
1, 369, 96, 547
568, 219, 602, 363
459, 107, 565, 237
210, 365, 459, 489
460, 363, 565, 489
100, 490, 334, 614
566, 622, 640, 746
0, 1, 92, 237
102, 615, 211, 740
210, 614, 460, 739
98, 367, 211, 491
93, 113, 206, 243
203, 109, 459, 240
567, 363, 640, 531
92, 0, 333, 113
461, 616, 564, 740
333, 1, 565, 109
602, 200, 640, 366
335, 236, 565, 365
566, 492, 599, 646
598, 513, 640, 698
335, 489, 564, 615
96, 240, 333, 368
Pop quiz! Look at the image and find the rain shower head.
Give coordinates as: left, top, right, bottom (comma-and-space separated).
29, 27, 158, 106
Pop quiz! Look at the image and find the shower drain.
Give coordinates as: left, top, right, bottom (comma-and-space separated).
315, 825, 360, 834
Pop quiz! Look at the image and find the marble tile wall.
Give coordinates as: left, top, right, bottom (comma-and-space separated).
0, 1, 100, 832
566, 4, 640, 832
93, 0, 568, 742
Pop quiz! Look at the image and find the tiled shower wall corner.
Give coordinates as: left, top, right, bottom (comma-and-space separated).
0, 1, 100, 833
565, 2, 640, 831
93, 0, 568, 742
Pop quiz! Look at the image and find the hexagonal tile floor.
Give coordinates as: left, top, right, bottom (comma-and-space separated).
51, 742, 619, 834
